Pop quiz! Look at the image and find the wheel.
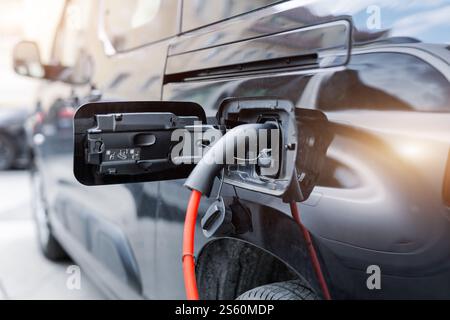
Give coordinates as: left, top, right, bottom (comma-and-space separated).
0, 134, 15, 170
236, 280, 319, 300
31, 167, 68, 261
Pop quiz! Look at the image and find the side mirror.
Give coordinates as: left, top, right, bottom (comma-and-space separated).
13, 41, 45, 79
13, 41, 91, 85
73, 101, 207, 185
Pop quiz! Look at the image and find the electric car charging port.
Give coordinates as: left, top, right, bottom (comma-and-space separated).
216, 98, 298, 197
183, 97, 333, 300
73, 99, 333, 300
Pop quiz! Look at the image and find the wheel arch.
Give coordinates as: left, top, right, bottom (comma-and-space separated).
196, 237, 318, 300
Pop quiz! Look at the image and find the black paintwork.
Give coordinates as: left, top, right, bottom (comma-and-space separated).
26, 0, 450, 299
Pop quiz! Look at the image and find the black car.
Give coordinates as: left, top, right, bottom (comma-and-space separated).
0, 107, 31, 170
13, 0, 450, 299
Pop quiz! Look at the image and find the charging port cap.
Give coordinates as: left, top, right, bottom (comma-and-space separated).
73, 101, 206, 186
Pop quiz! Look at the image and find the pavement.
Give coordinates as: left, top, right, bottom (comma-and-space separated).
0, 170, 105, 299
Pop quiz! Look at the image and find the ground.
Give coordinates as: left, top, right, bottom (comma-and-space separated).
0, 170, 104, 299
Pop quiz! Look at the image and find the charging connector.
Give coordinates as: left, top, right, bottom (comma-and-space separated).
181, 98, 333, 300
182, 122, 277, 299
184, 123, 277, 196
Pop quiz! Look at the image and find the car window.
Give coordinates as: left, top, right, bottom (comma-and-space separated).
182, 0, 283, 32
52, 0, 92, 67
317, 52, 450, 112
101, 0, 179, 52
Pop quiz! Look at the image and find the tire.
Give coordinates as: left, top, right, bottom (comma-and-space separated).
236, 280, 319, 300
0, 134, 15, 170
31, 168, 68, 261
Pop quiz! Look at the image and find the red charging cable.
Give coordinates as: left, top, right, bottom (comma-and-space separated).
183, 190, 202, 300
289, 202, 331, 300
182, 190, 331, 300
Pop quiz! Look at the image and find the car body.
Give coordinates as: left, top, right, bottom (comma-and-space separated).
0, 107, 31, 170
20, 0, 450, 299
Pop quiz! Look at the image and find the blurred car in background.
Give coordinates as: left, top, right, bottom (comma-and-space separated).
0, 107, 31, 170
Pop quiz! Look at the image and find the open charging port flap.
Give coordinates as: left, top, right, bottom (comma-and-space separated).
217, 97, 333, 201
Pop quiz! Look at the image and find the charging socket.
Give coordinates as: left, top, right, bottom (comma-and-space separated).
216, 98, 298, 197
